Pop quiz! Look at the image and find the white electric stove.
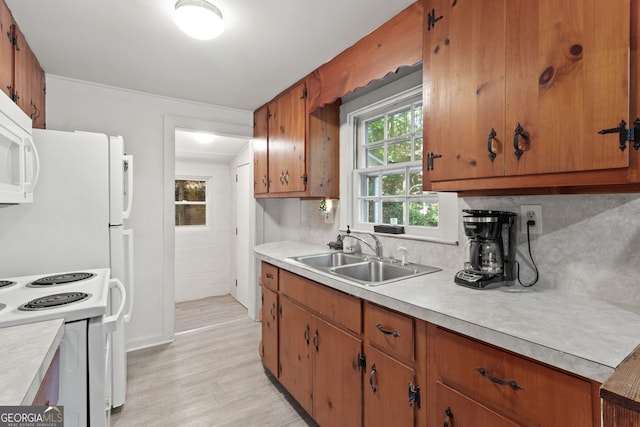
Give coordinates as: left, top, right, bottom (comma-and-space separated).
0, 268, 125, 427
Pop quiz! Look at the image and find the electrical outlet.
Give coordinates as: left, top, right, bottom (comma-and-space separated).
323, 210, 334, 224
520, 205, 542, 234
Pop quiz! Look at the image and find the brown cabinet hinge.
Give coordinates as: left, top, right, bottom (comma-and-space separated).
301, 88, 308, 99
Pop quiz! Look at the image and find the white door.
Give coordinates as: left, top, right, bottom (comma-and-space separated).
235, 163, 250, 307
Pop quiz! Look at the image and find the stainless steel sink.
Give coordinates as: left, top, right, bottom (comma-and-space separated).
292, 252, 367, 268
331, 260, 441, 286
286, 252, 441, 286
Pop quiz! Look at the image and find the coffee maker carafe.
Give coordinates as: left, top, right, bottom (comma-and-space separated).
455, 210, 516, 289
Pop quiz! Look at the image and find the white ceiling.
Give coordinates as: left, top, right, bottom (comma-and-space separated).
5, 0, 416, 111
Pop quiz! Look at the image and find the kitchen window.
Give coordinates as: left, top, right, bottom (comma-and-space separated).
344, 82, 458, 244
175, 178, 208, 226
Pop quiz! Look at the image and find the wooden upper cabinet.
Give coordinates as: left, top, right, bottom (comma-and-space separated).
0, 0, 14, 101
424, 0, 637, 193
268, 81, 307, 194
253, 105, 269, 194
14, 25, 45, 129
0, 0, 46, 128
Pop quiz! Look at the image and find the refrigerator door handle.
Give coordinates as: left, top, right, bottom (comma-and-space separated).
104, 278, 126, 333
122, 154, 133, 219
24, 136, 40, 193
123, 228, 134, 323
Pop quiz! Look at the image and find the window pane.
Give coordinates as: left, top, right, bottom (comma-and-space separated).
414, 137, 423, 161
175, 180, 206, 202
409, 201, 439, 227
364, 174, 379, 197
387, 140, 411, 164
382, 172, 405, 196
409, 171, 423, 195
175, 204, 206, 226
382, 201, 404, 224
366, 117, 385, 143
387, 108, 411, 138
366, 147, 385, 166
414, 104, 423, 133
361, 200, 376, 223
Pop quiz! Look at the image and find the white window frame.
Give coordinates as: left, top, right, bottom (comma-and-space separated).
175, 176, 209, 228
341, 85, 458, 245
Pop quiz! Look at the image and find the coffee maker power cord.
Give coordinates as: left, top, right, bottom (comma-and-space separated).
515, 220, 539, 287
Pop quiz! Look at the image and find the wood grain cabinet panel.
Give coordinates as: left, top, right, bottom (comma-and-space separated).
0, 0, 14, 101
364, 302, 414, 364
259, 261, 278, 292
279, 269, 361, 335
260, 286, 278, 377
435, 382, 518, 427
363, 344, 417, 427
253, 106, 269, 194
424, 0, 638, 193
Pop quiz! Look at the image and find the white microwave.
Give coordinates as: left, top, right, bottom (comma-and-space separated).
0, 91, 39, 204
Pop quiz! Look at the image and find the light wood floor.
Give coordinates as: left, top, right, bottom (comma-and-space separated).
111, 295, 316, 426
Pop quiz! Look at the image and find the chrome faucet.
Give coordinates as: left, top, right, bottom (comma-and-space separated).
342, 233, 384, 258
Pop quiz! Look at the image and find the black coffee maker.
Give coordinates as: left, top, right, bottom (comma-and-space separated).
455, 209, 516, 289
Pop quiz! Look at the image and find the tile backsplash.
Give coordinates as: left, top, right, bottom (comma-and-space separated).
284, 193, 640, 307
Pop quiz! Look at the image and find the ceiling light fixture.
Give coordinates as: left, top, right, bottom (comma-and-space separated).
193, 132, 216, 144
174, 0, 224, 40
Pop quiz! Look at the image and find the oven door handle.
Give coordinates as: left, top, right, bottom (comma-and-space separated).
104, 278, 126, 333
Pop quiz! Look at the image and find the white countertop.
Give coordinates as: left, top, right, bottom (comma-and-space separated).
255, 240, 640, 383
0, 319, 64, 405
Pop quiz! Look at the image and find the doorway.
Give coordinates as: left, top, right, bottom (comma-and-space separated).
234, 163, 251, 308
164, 115, 254, 340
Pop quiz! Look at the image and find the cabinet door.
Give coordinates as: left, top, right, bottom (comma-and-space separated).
260, 286, 278, 376
13, 25, 44, 126
424, 0, 506, 182
0, 2, 13, 101
253, 106, 269, 194
363, 344, 416, 427
312, 316, 362, 427
278, 297, 312, 413
504, 0, 630, 176
268, 82, 306, 193
435, 382, 518, 427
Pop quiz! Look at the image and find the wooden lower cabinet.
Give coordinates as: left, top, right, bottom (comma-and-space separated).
278, 295, 362, 425
260, 285, 278, 376
363, 344, 416, 427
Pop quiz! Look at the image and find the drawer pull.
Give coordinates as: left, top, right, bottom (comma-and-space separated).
369, 364, 378, 393
304, 324, 310, 346
265, 273, 274, 279
313, 329, 319, 352
376, 323, 400, 338
476, 367, 524, 391
443, 407, 453, 427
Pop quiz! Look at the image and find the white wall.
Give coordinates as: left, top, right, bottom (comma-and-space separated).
45, 75, 253, 350
174, 159, 232, 302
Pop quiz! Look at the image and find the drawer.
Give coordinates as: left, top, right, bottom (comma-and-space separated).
280, 270, 361, 334
364, 302, 414, 363
260, 262, 278, 291
435, 382, 518, 427
435, 328, 595, 426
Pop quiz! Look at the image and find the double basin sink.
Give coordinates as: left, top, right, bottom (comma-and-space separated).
286, 252, 441, 286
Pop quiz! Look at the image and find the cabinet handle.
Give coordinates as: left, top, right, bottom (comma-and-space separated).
304, 324, 310, 346
513, 123, 529, 159
284, 170, 289, 184
369, 364, 378, 393
265, 273, 273, 280
476, 367, 524, 391
270, 303, 275, 319
443, 407, 454, 427
313, 329, 319, 352
487, 128, 497, 161
376, 323, 400, 338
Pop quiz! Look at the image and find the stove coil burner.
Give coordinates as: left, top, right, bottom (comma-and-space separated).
0, 280, 16, 289
27, 272, 96, 288
19, 292, 91, 311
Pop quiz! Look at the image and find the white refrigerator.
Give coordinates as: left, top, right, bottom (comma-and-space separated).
0, 128, 134, 410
